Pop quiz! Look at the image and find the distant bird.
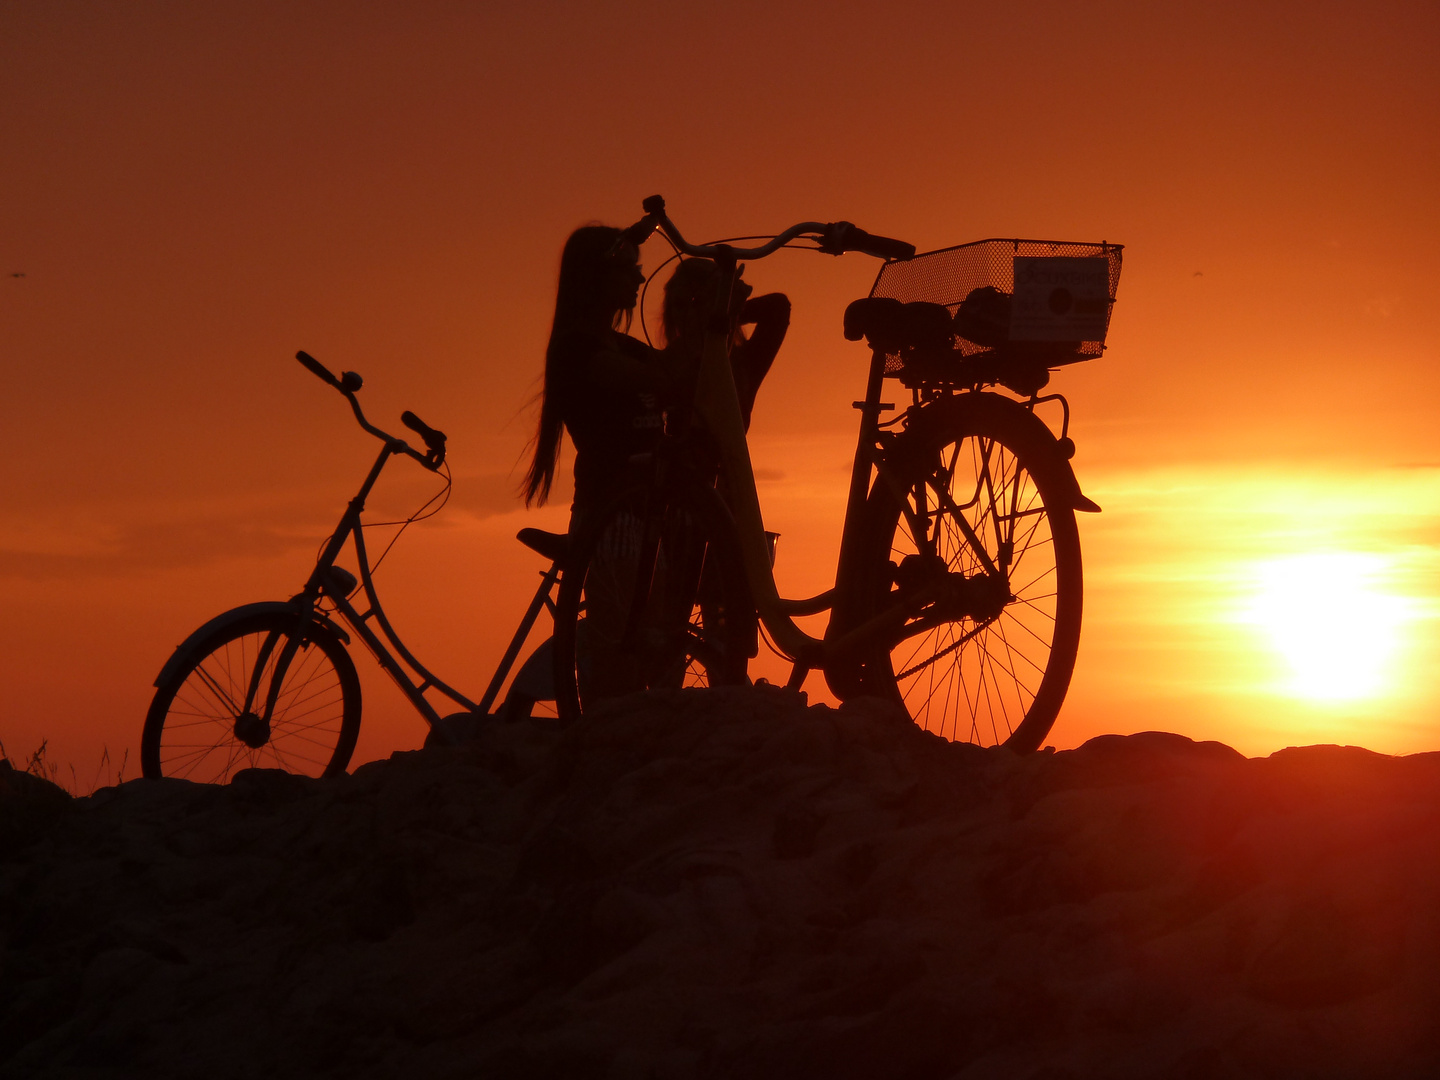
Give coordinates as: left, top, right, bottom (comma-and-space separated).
9, 272, 24, 278
1193, 271, 1203, 277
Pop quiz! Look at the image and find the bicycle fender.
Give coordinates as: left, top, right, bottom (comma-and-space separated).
153, 601, 351, 687
508, 637, 555, 703
896, 392, 1101, 513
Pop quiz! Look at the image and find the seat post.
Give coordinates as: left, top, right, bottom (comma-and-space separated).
829, 344, 890, 623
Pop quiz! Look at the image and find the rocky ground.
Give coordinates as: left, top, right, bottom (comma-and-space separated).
4, 687, 1440, 1079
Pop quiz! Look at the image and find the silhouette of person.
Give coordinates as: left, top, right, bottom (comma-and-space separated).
522, 234, 791, 525
522, 225, 666, 518
523, 225, 694, 700
656, 259, 787, 670
660, 258, 790, 432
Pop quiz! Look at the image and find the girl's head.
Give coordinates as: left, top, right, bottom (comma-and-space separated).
554, 225, 645, 333
523, 224, 645, 507
661, 257, 751, 348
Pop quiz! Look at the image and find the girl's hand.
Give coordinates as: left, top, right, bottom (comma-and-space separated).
729, 274, 754, 317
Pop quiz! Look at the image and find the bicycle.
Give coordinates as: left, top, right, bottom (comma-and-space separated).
141, 351, 567, 782
553, 195, 1122, 750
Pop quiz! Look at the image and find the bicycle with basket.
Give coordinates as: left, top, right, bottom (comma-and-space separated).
551, 196, 1123, 751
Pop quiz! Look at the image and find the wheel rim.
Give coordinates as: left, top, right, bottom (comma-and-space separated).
158, 629, 351, 781
886, 433, 1067, 746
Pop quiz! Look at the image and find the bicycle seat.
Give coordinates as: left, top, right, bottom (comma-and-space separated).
844, 297, 954, 352
517, 527, 568, 564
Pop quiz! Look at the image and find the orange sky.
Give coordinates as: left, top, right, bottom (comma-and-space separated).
4, 1, 1439, 777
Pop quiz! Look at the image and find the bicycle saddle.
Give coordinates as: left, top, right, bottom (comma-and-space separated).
843, 297, 954, 352
517, 527, 568, 564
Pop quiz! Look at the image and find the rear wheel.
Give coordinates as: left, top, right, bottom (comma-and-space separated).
142, 611, 361, 781
863, 401, 1082, 750
553, 485, 752, 722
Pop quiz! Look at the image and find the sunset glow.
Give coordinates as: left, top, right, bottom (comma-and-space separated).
9, 9, 1440, 1074
1058, 464, 1440, 754
3, 4, 1437, 776
1247, 552, 1410, 702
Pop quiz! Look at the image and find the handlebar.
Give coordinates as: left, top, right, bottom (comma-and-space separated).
294, 350, 447, 471
625, 194, 915, 263
296, 350, 363, 393
401, 410, 447, 458
818, 222, 917, 261
296, 349, 339, 387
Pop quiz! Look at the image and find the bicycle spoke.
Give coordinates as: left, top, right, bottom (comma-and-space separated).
147, 620, 358, 782
877, 419, 1079, 750
191, 662, 243, 717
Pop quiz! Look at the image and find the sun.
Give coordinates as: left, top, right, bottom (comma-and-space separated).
1247, 552, 1409, 702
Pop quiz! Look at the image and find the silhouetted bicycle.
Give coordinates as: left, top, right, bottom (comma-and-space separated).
553, 196, 1122, 750
141, 352, 561, 782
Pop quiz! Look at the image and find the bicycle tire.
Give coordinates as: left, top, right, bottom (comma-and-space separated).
553, 484, 752, 723
860, 395, 1082, 751
142, 610, 361, 781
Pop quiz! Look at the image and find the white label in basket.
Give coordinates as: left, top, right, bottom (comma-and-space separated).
1010, 256, 1110, 342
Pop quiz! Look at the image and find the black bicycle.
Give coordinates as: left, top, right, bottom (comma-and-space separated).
141, 351, 564, 781
553, 196, 1122, 751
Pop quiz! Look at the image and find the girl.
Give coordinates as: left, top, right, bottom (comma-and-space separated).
523, 225, 666, 515
660, 257, 790, 432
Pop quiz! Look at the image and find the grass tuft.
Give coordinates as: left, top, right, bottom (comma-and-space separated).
0, 737, 129, 796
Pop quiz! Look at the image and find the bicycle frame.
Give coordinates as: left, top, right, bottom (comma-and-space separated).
297, 438, 482, 737
274, 351, 570, 742
622, 200, 1101, 701
656, 239, 966, 686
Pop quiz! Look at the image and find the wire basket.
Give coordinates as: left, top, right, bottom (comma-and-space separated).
867, 238, 1123, 389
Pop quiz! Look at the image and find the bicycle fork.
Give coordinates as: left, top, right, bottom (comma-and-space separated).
228, 612, 315, 750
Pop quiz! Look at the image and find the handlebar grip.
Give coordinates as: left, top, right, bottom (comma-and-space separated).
820, 222, 916, 261
845, 227, 916, 261
620, 196, 666, 248
296, 350, 340, 387
612, 195, 668, 249
619, 215, 658, 247
401, 410, 447, 452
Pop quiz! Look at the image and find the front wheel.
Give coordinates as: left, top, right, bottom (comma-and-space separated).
553, 484, 753, 723
861, 399, 1083, 751
142, 610, 361, 782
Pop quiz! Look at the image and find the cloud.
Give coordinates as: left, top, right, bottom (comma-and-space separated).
0, 505, 329, 580
0, 462, 558, 581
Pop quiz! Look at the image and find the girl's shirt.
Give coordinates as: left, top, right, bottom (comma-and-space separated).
554, 330, 667, 508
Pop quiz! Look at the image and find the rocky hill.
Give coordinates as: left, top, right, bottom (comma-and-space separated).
4, 687, 1439, 1078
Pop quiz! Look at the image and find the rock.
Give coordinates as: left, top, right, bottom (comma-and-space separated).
2, 691, 1440, 1078
0, 758, 72, 858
